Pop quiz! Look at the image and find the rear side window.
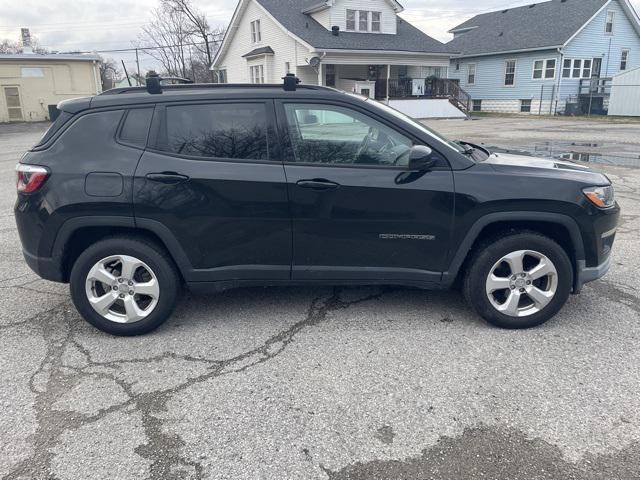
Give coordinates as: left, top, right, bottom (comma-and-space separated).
32, 111, 74, 150
158, 103, 269, 160
119, 108, 154, 148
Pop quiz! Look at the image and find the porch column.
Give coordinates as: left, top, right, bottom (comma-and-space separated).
386, 64, 391, 104
318, 63, 323, 86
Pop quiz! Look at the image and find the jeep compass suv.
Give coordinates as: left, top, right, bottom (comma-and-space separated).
15, 78, 619, 335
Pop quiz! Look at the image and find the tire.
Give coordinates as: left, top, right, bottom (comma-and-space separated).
463, 231, 573, 329
70, 236, 180, 336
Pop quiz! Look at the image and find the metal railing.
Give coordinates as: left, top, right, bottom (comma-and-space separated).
578, 77, 612, 96
374, 78, 472, 113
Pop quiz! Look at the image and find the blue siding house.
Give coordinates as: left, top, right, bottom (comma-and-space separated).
447, 0, 640, 114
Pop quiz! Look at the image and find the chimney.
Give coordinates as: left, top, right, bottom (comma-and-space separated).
21, 28, 33, 54
332, 26, 340, 36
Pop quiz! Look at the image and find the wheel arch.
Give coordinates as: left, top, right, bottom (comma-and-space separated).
53, 216, 192, 283
443, 212, 585, 291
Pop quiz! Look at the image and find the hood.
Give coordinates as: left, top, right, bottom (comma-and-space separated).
484, 152, 593, 172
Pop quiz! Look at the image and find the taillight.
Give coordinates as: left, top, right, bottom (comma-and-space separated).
16, 164, 49, 193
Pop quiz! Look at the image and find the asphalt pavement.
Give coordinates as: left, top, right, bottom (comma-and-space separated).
1, 119, 639, 480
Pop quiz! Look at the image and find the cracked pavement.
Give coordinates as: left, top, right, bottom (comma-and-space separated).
1, 119, 639, 479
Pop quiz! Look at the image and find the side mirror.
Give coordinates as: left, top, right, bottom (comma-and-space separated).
408, 145, 436, 171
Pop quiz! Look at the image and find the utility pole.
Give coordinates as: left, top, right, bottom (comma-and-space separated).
135, 48, 141, 86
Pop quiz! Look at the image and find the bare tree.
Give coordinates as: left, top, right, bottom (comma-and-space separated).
98, 57, 121, 90
135, 0, 225, 82
161, 0, 224, 81
135, 5, 191, 78
0, 36, 48, 54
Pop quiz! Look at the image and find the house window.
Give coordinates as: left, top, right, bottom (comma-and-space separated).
250, 20, 261, 43
467, 64, 476, 85
455, 62, 460, 71
285, 62, 291, 74
605, 11, 615, 34
371, 12, 381, 32
346, 10, 356, 30
359, 10, 369, 31
520, 99, 532, 113
346, 9, 381, 32
472, 99, 482, 112
533, 59, 556, 79
621, 50, 630, 70
562, 59, 596, 79
217, 70, 227, 84
504, 60, 516, 86
250, 65, 264, 84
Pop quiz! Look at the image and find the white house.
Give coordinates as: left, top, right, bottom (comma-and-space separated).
211, 0, 468, 117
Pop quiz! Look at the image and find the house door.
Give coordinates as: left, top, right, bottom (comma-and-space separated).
3, 86, 23, 122
592, 58, 602, 78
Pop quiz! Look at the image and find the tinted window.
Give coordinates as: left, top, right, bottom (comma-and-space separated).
33, 111, 74, 149
162, 103, 268, 160
120, 108, 153, 148
284, 103, 412, 167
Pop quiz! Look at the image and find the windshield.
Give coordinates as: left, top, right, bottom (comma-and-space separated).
344, 93, 468, 155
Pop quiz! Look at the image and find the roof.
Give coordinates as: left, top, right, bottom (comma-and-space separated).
446, 0, 613, 57
242, 46, 275, 57
0, 53, 101, 62
255, 0, 449, 54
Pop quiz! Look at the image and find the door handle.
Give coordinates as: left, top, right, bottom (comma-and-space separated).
146, 172, 190, 185
296, 179, 340, 190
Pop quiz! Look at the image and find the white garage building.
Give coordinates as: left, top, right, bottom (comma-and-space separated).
608, 66, 640, 116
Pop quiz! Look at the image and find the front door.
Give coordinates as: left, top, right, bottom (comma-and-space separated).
277, 101, 455, 284
133, 100, 291, 282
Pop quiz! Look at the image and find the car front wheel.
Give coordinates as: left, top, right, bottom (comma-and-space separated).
70, 237, 179, 336
464, 232, 573, 329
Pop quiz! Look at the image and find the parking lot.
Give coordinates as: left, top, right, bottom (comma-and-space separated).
1, 118, 639, 480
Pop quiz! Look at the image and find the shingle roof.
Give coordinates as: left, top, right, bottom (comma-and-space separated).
242, 46, 275, 57
446, 0, 610, 57
255, 0, 449, 54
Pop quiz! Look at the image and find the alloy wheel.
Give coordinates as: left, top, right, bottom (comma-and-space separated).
485, 250, 558, 318
85, 255, 160, 324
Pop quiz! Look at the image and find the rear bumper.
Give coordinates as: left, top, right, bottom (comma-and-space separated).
574, 255, 612, 293
23, 250, 65, 283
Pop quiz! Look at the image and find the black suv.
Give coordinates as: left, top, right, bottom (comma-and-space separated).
15, 78, 619, 335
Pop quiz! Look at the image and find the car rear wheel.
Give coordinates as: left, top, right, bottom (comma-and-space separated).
70, 237, 179, 336
464, 232, 573, 329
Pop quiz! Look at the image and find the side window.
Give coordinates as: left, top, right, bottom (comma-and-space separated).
119, 108, 153, 148
283, 103, 413, 167
159, 103, 269, 160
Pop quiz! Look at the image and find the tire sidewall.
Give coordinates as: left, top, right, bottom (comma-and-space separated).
466, 234, 573, 329
70, 238, 178, 336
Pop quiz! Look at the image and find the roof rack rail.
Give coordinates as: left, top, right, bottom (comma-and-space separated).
99, 77, 334, 96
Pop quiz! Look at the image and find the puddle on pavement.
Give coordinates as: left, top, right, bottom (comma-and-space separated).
483, 142, 640, 169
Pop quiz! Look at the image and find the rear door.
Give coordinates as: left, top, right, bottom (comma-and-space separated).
133, 100, 291, 282
276, 100, 455, 284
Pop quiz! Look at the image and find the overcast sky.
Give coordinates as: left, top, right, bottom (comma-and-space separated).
1, 0, 639, 75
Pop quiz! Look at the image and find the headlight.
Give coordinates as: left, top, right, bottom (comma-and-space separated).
583, 185, 615, 208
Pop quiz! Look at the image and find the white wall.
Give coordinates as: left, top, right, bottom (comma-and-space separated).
388, 99, 467, 119
608, 66, 640, 115
215, 0, 313, 83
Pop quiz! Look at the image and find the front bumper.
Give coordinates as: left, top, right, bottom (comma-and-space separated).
574, 255, 612, 293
